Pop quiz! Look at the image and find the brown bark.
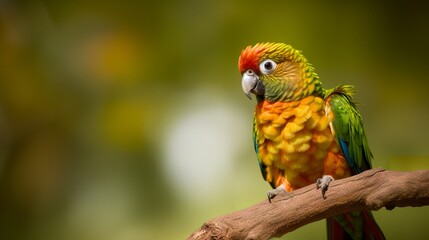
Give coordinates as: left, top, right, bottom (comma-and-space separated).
188, 168, 429, 240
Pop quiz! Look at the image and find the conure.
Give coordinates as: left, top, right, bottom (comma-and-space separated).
238, 42, 385, 240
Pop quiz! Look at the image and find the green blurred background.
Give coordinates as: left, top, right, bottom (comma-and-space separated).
1, 0, 428, 239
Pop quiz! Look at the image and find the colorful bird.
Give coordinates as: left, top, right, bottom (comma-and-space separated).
238, 42, 385, 240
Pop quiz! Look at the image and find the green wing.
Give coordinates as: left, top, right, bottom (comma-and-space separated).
252, 117, 276, 189
325, 85, 373, 174
252, 119, 266, 178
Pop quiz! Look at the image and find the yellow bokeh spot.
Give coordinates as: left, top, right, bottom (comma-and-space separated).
100, 97, 146, 150
80, 30, 144, 86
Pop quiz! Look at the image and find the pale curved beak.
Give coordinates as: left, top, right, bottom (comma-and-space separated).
241, 70, 259, 100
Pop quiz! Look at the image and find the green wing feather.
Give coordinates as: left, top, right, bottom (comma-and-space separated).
325, 85, 373, 174
252, 116, 276, 189
326, 86, 384, 239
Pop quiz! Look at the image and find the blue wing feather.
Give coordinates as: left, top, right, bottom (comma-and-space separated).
338, 137, 362, 174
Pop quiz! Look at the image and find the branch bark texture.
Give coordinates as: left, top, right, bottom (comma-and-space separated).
188, 168, 429, 240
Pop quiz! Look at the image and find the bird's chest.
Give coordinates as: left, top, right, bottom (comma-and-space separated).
254, 96, 337, 176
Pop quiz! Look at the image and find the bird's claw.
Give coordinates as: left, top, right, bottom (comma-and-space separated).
267, 185, 286, 203
316, 175, 334, 199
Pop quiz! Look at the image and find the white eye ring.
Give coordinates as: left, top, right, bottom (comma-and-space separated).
259, 59, 277, 75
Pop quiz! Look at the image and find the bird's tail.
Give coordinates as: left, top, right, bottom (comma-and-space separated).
327, 210, 385, 240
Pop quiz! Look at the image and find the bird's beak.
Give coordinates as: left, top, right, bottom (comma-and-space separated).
242, 70, 258, 100
242, 70, 264, 100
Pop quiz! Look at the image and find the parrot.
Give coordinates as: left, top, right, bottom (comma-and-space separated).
238, 42, 385, 240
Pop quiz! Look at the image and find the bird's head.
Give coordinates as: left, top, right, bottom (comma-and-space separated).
238, 42, 323, 101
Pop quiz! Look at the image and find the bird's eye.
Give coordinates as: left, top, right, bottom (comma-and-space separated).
259, 59, 277, 75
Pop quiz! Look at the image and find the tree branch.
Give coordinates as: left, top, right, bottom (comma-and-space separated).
188, 168, 429, 240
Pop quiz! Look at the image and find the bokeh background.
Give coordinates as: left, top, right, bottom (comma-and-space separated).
1, 0, 428, 239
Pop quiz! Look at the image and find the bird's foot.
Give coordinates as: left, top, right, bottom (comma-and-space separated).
267, 185, 286, 203
316, 175, 334, 199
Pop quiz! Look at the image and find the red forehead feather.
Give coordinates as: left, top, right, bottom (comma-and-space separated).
238, 45, 265, 74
